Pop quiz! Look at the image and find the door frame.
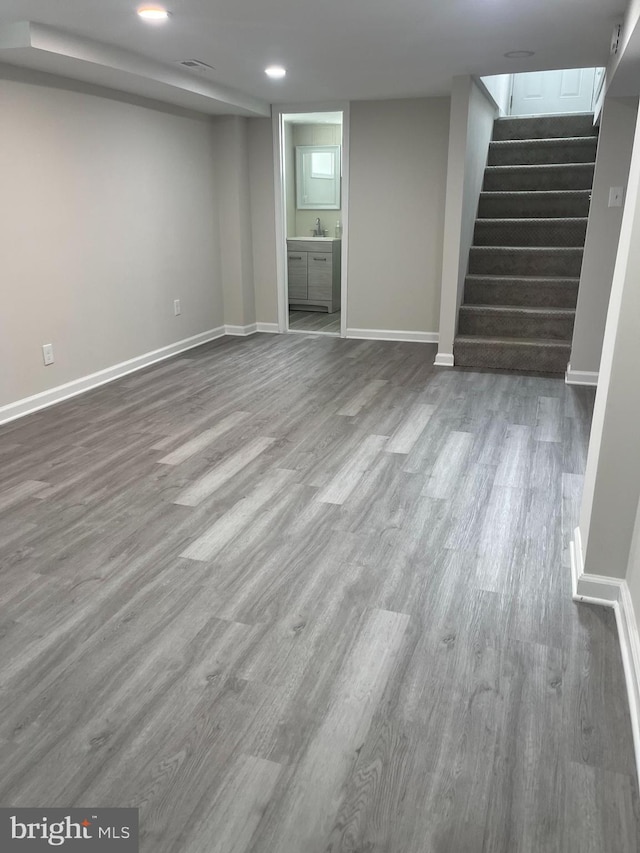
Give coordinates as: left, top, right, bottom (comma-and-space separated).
272, 102, 350, 337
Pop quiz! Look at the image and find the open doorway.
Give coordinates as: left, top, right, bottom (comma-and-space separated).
273, 108, 348, 337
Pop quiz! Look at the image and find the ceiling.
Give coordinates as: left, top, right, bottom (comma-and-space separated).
0, 0, 628, 115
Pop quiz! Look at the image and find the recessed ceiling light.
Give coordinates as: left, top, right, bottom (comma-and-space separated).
504, 50, 535, 59
265, 66, 287, 79
137, 6, 170, 22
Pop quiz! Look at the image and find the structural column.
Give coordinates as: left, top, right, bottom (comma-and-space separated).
568, 96, 638, 385
574, 106, 640, 596
215, 115, 257, 330
435, 76, 497, 366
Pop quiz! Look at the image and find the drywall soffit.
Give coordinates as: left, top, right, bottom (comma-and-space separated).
0, 21, 270, 117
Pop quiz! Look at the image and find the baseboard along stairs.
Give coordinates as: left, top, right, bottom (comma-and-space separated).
454, 113, 598, 373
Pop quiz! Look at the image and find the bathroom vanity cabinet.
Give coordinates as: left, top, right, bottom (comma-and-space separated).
287, 238, 341, 313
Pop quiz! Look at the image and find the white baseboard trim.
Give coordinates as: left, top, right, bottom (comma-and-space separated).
565, 363, 599, 387
617, 583, 640, 784
434, 353, 455, 367
224, 322, 280, 336
346, 328, 438, 344
224, 323, 258, 336
570, 525, 640, 781
0, 326, 226, 426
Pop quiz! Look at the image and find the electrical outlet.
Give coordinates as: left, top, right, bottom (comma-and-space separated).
42, 343, 54, 366
174, 299, 181, 316
609, 187, 624, 208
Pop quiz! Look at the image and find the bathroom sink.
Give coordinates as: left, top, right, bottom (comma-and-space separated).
294, 236, 338, 240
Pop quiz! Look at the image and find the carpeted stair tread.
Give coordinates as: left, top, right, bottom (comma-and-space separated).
465, 273, 580, 284
470, 246, 584, 253
464, 274, 579, 307
488, 136, 598, 166
473, 217, 588, 247
455, 334, 572, 347
490, 136, 598, 149
484, 162, 595, 192
469, 246, 583, 277
458, 304, 575, 340
453, 336, 571, 373
478, 190, 592, 218
492, 113, 597, 141
475, 216, 588, 225
485, 163, 596, 172
460, 305, 575, 317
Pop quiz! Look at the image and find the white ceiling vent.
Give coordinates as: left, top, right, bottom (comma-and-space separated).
178, 59, 215, 71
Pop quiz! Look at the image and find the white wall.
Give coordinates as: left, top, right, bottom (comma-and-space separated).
437, 76, 498, 360
570, 95, 639, 378
0, 76, 224, 409
347, 97, 450, 335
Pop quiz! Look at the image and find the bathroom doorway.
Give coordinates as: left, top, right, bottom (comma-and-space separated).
273, 107, 349, 337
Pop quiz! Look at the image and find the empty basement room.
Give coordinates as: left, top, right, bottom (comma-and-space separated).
2, 1, 640, 852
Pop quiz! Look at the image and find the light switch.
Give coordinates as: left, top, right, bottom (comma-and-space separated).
42, 343, 54, 366
608, 187, 624, 208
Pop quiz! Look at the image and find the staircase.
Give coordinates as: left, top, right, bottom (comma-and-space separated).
454, 113, 598, 373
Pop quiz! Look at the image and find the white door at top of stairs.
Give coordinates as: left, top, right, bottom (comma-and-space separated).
510, 68, 598, 117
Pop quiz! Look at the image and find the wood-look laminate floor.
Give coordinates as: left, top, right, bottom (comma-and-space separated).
289, 308, 341, 334
1, 334, 638, 853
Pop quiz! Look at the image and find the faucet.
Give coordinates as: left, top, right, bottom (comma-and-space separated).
313, 217, 323, 237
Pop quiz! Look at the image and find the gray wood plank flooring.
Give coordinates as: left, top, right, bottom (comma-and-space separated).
1, 333, 637, 852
